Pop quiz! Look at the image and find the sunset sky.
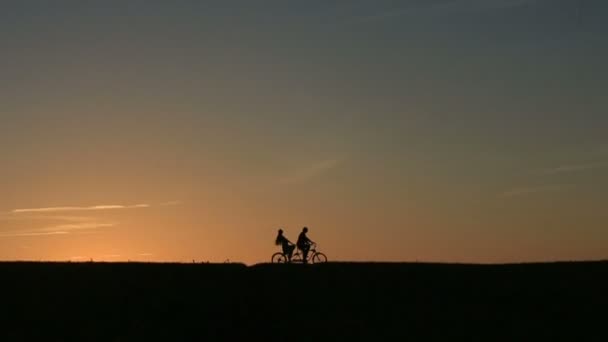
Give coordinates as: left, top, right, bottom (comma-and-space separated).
1, 0, 607, 264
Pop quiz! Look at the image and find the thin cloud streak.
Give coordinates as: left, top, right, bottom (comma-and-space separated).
12, 204, 150, 213
1, 200, 171, 239
279, 159, 343, 185
0, 215, 94, 222
40, 222, 116, 232
0, 231, 69, 237
0, 222, 115, 238
502, 184, 572, 197
540, 162, 607, 175
160, 201, 181, 206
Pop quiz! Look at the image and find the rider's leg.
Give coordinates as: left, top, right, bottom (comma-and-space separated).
283, 245, 292, 261
302, 246, 309, 264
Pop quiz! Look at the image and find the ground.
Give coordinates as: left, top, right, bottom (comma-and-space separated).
1, 261, 606, 341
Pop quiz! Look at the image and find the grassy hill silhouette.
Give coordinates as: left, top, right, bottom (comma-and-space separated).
1, 261, 606, 341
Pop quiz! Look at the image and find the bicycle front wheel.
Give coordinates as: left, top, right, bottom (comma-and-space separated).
312, 252, 327, 264
271, 252, 288, 264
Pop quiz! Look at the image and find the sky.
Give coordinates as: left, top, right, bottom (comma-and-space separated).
1, 0, 607, 264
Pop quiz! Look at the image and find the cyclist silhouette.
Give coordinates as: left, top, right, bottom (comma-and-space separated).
297, 227, 314, 264
275, 229, 295, 262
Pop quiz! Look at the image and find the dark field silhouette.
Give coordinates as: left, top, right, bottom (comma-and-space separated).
1, 261, 607, 341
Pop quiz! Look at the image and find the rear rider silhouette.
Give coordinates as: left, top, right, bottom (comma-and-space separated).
275, 229, 295, 262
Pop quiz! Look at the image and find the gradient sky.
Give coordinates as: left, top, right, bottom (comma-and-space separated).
1, 0, 607, 264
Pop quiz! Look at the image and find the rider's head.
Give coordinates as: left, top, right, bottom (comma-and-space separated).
278, 229, 284, 234
303, 227, 308, 233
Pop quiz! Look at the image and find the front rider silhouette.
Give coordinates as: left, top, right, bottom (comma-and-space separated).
275, 229, 295, 261
297, 227, 314, 264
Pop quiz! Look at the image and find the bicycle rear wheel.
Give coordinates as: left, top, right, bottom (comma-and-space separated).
312, 252, 327, 264
271, 252, 288, 264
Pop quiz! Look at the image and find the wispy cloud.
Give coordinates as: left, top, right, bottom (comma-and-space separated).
0, 215, 94, 222
279, 159, 343, 185
539, 162, 607, 175
2, 201, 176, 239
504, 157, 605, 198
160, 201, 181, 207
0, 220, 115, 238
0, 231, 70, 237
12, 204, 149, 214
502, 184, 572, 198
40, 222, 116, 232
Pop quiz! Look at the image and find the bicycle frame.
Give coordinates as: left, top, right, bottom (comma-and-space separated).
292, 244, 318, 263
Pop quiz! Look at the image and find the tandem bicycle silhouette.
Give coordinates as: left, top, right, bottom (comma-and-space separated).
271, 243, 328, 264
